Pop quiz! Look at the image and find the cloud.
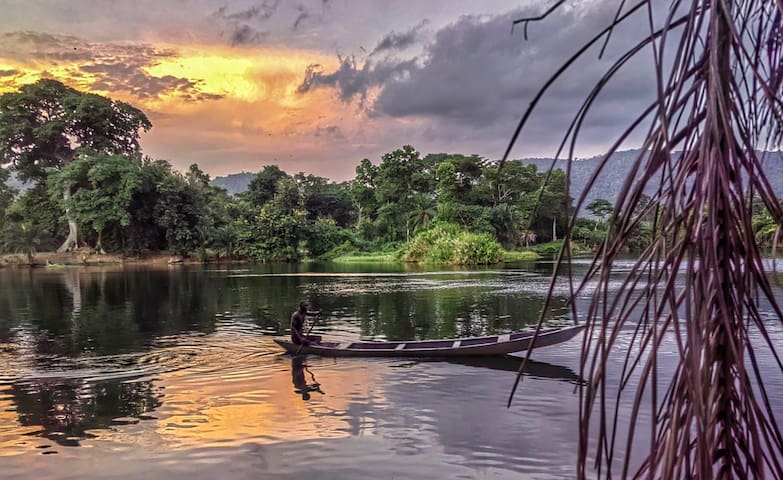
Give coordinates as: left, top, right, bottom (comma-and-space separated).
369, 20, 430, 56
297, 2, 658, 157
216, 2, 279, 22
292, 5, 311, 31
213, 1, 280, 46
228, 25, 269, 45
0, 31, 222, 104
0, 69, 19, 77
314, 125, 346, 140
297, 55, 418, 104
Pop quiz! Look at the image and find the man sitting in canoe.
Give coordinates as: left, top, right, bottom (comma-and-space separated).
291, 301, 322, 346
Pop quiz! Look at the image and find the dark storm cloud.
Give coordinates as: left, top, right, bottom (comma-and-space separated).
298, 2, 661, 154
374, 4, 655, 125
369, 19, 430, 56
213, 1, 280, 45
1, 31, 222, 103
297, 55, 418, 104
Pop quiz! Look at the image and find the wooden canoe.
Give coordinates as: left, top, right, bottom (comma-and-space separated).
274, 324, 584, 357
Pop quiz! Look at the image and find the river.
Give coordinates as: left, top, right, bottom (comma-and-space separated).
0, 261, 781, 479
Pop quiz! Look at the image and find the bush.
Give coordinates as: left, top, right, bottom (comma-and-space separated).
534, 240, 564, 258
401, 222, 502, 265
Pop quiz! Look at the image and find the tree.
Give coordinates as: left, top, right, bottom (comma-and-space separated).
407, 193, 437, 233
375, 145, 427, 242
247, 177, 307, 261
295, 173, 354, 227
506, 2, 783, 477
427, 153, 485, 203
122, 158, 170, 254
243, 165, 288, 207
519, 169, 572, 242
2, 183, 64, 252
585, 198, 613, 226
0, 166, 15, 225
0, 79, 151, 252
49, 153, 143, 253
154, 172, 209, 256
351, 158, 379, 233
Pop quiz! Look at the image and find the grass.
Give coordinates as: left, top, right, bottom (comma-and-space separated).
501, 250, 540, 262
330, 253, 399, 263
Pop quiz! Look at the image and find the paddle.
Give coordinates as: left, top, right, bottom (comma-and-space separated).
294, 312, 322, 356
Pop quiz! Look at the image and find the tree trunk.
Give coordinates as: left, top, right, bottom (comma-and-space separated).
552, 217, 557, 241
57, 186, 78, 252
96, 230, 106, 255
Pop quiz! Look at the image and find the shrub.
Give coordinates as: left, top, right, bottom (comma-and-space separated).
401, 222, 502, 265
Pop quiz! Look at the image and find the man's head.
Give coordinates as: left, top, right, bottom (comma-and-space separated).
299, 301, 309, 312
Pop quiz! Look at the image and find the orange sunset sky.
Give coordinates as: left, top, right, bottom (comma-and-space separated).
0, 0, 652, 180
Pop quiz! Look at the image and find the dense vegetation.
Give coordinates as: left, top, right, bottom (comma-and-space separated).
0, 80, 778, 264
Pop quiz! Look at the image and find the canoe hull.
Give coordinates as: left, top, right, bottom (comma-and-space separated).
274, 324, 584, 357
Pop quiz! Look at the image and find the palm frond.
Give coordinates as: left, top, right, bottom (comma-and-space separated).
507, 1, 783, 477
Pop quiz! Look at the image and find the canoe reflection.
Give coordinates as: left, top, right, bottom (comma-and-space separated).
441, 356, 583, 384
291, 357, 325, 401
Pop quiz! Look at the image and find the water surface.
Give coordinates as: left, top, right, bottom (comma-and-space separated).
0, 262, 780, 479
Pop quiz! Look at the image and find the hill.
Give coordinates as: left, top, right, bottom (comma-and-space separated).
210, 172, 254, 195
518, 150, 783, 214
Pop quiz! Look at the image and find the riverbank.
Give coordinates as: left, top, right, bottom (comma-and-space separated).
1, 247, 543, 269
331, 249, 541, 264
0, 250, 209, 268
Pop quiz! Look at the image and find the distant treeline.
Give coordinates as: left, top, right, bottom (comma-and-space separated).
1, 80, 778, 262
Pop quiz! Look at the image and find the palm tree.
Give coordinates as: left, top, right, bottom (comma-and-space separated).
505, 1, 783, 478
406, 194, 437, 234
519, 229, 537, 248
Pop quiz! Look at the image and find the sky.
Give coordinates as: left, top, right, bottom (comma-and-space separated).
0, 0, 658, 180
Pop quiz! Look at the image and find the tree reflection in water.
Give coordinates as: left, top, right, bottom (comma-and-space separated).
9, 378, 161, 446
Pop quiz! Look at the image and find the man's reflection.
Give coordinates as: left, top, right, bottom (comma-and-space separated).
291, 357, 324, 401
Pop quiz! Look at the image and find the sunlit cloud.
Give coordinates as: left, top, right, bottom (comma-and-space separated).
0, 1, 655, 180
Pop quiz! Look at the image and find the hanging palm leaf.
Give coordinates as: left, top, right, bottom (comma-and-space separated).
505, 1, 783, 478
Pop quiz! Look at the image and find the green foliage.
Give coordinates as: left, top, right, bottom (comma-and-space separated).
305, 217, 353, 259
236, 177, 306, 262
437, 202, 494, 233
2, 183, 64, 252
0, 79, 150, 183
1, 120, 586, 263
48, 152, 143, 250
153, 170, 215, 256
401, 222, 502, 265
0, 79, 151, 252
519, 169, 572, 242
534, 240, 564, 258
572, 217, 604, 248
243, 165, 288, 207
586, 198, 614, 222
752, 197, 782, 245
407, 193, 437, 233
0, 166, 15, 225
296, 173, 354, 227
